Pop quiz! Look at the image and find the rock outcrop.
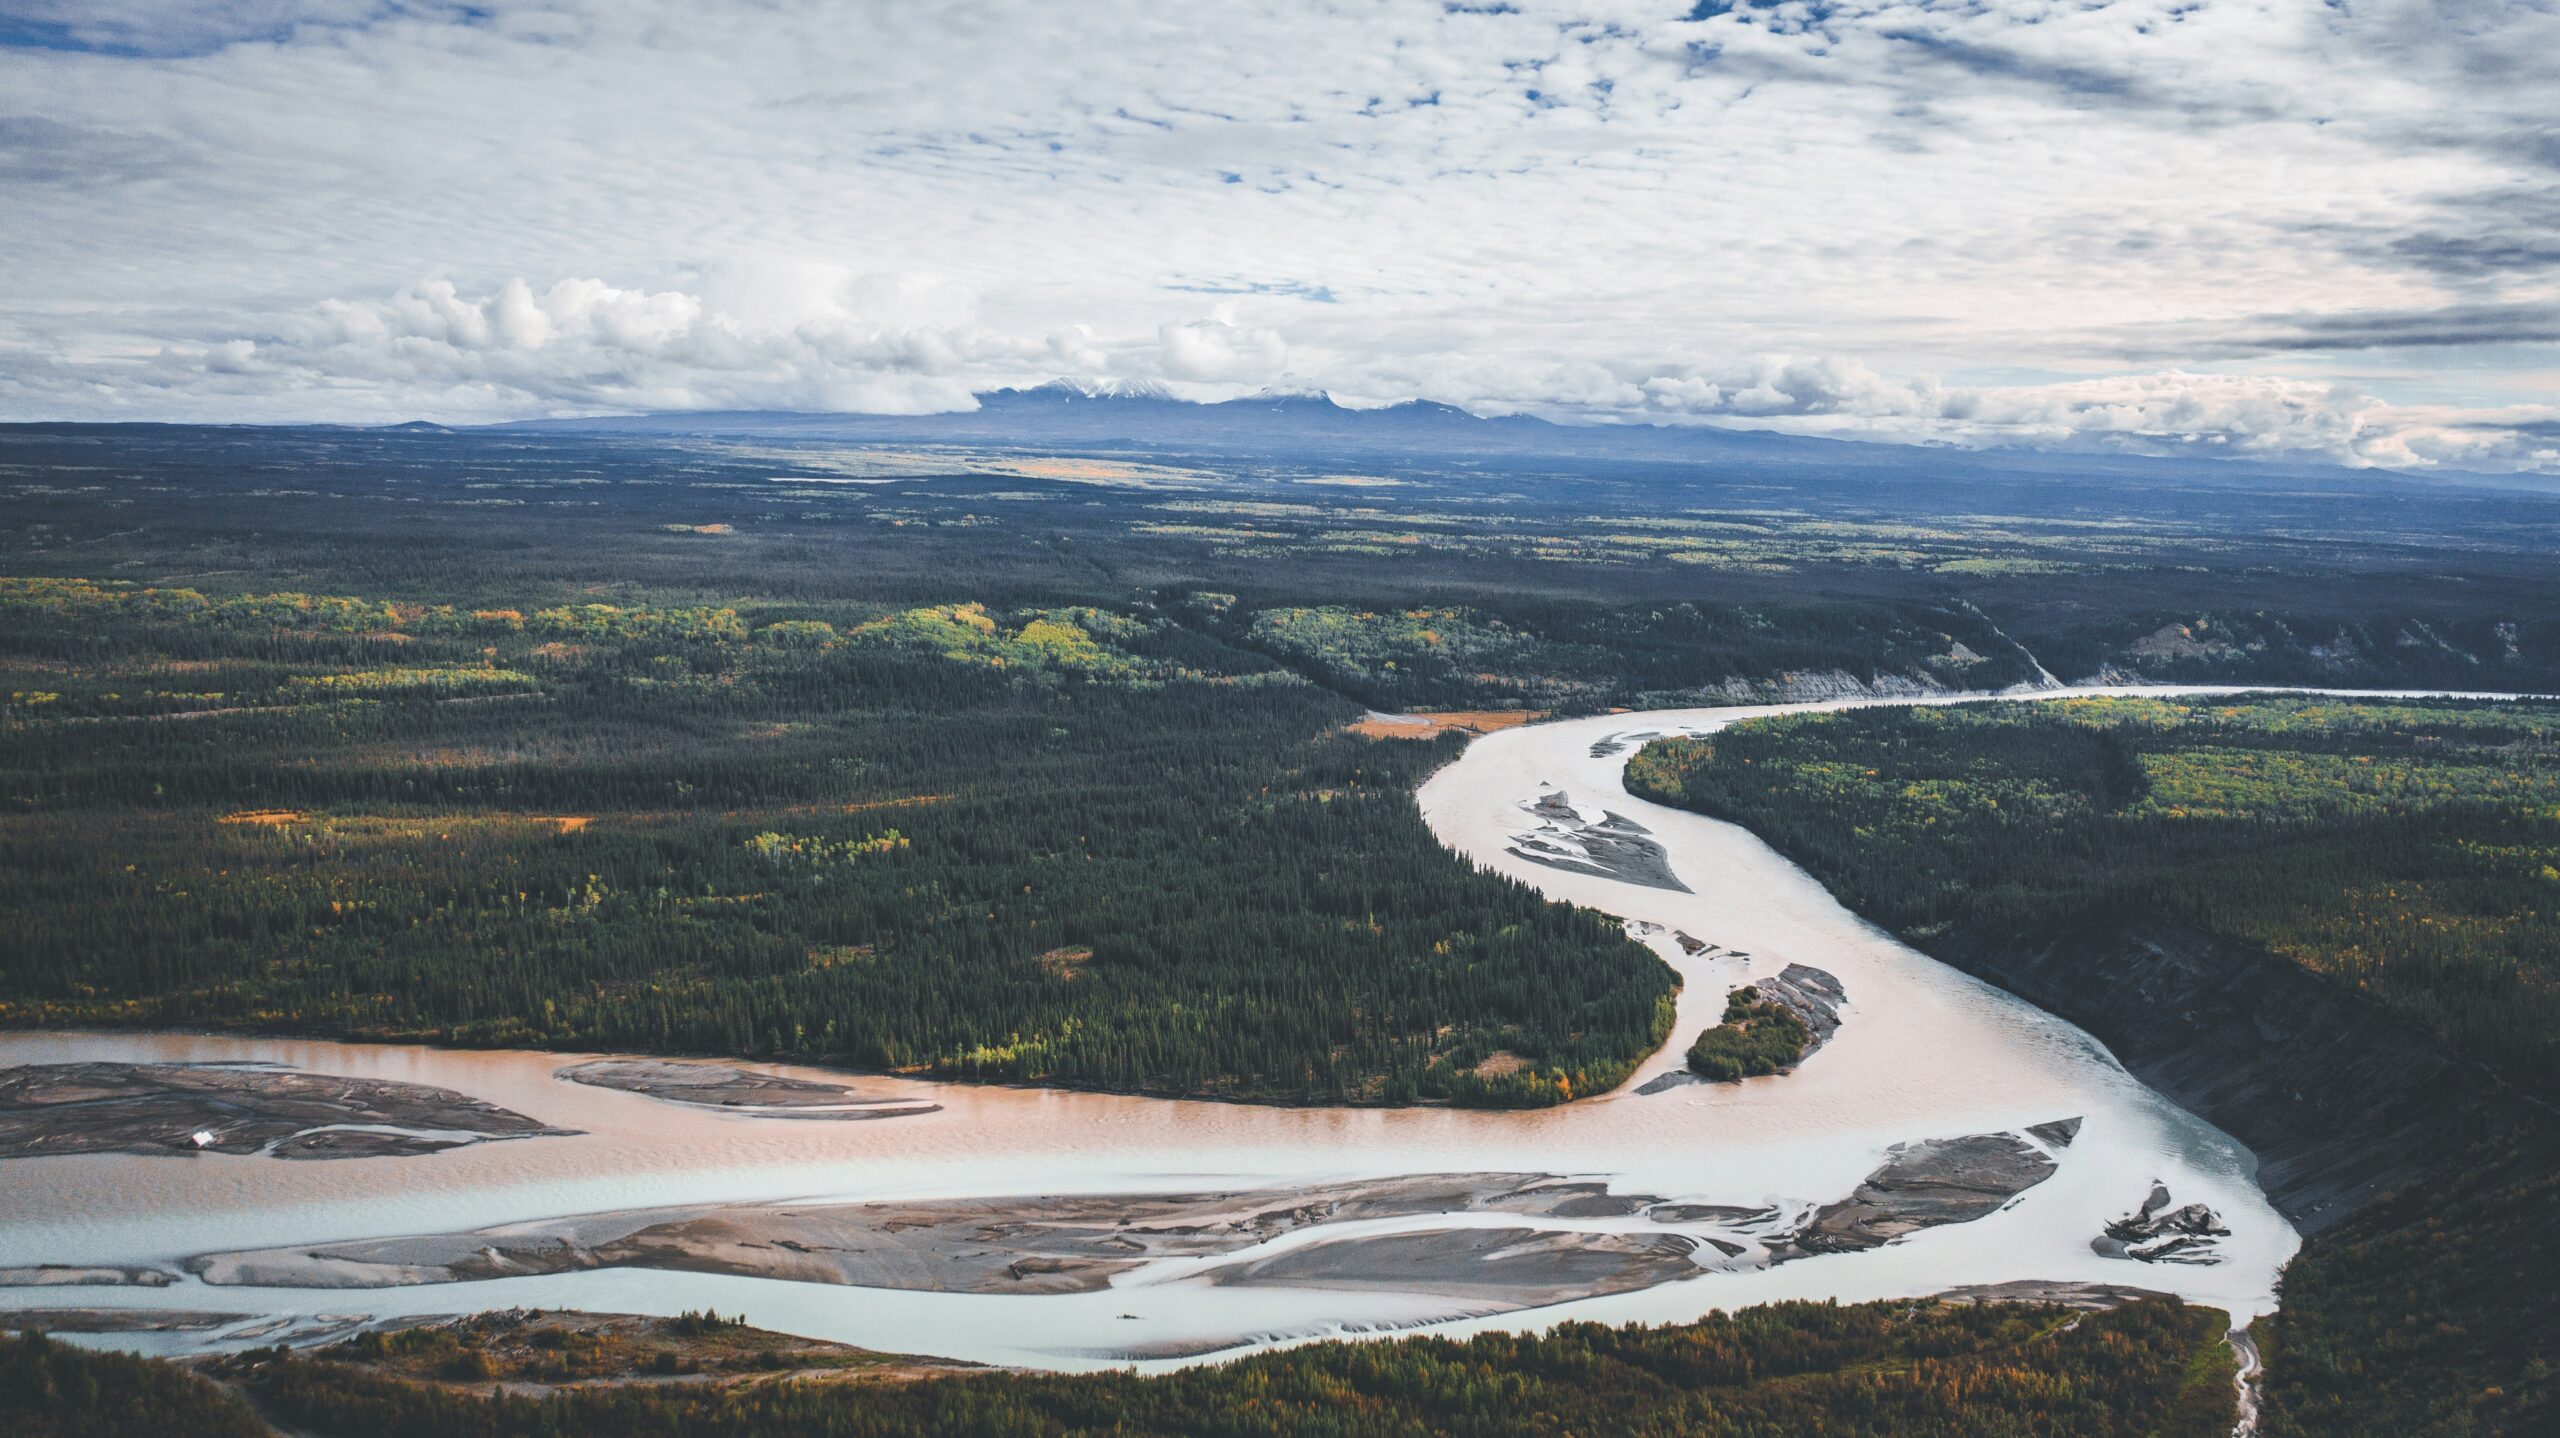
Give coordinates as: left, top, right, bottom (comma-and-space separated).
2093, 1181, 2230, 1265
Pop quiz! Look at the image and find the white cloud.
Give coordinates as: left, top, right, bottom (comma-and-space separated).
44, 275, 1322, 420
0, 0, 2551, 467
1632, 366, 2560, 473
1641, 358, 1941, 420
166, 275, 1002, 418
1156, 319, 1289, 383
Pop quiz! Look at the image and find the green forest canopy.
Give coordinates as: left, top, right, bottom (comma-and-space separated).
173, 1298, 2239, 1438
1626, 694, 2560, 1096
0, 576, 1673, 1107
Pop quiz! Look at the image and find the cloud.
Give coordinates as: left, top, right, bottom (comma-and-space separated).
0, 0, 2550, 469
1156, 319, 1288, 383
1930, 372, 2377, 460
1627, 362, 2560, 474
8, 266, 2554, 471
0, 273, 1322, 422
2214, 301, 2560, 354
2302, 184, 2560, 284
128, 275, 1010, 419
0, 1, 481, 58
1640, 357, 1939, 419
0, 114, 186, 184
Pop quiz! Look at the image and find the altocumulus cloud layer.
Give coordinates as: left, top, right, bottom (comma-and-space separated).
2, 0, 2556, 471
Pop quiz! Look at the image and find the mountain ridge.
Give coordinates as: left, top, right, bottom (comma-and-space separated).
470, 381, 2539, 494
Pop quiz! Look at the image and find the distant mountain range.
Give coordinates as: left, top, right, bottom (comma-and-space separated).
479, 380, 2523, 492
494, 379, 1864, 464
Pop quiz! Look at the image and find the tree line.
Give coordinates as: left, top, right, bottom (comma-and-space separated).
74, 1297, 2234, 1438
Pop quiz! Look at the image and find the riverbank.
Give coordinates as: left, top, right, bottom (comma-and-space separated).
0, 686, 2333, 1371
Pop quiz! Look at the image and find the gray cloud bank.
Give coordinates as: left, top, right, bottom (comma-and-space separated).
1, 0, 2554, 472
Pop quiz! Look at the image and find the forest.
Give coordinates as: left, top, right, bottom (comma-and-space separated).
9, 424, 2560, 710
1624, 695, 2560, 1095
0, 576, 1671, 1106
11, 1297, 2237, 1438
1626, 696, 2560, 1433
1231, 597, 2042, 710
3, 1331, 269, 1438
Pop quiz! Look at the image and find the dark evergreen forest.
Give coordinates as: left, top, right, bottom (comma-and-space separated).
1627, 696, 2560, 1434
0, 577, 1669, 1104
1625, 696, 2560, 1095
34, 1298, 2235, 1438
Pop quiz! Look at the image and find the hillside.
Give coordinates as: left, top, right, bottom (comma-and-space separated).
1626, 696, 2560, 1434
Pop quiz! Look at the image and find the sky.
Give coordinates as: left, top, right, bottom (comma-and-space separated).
2, 0, 2556, 472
